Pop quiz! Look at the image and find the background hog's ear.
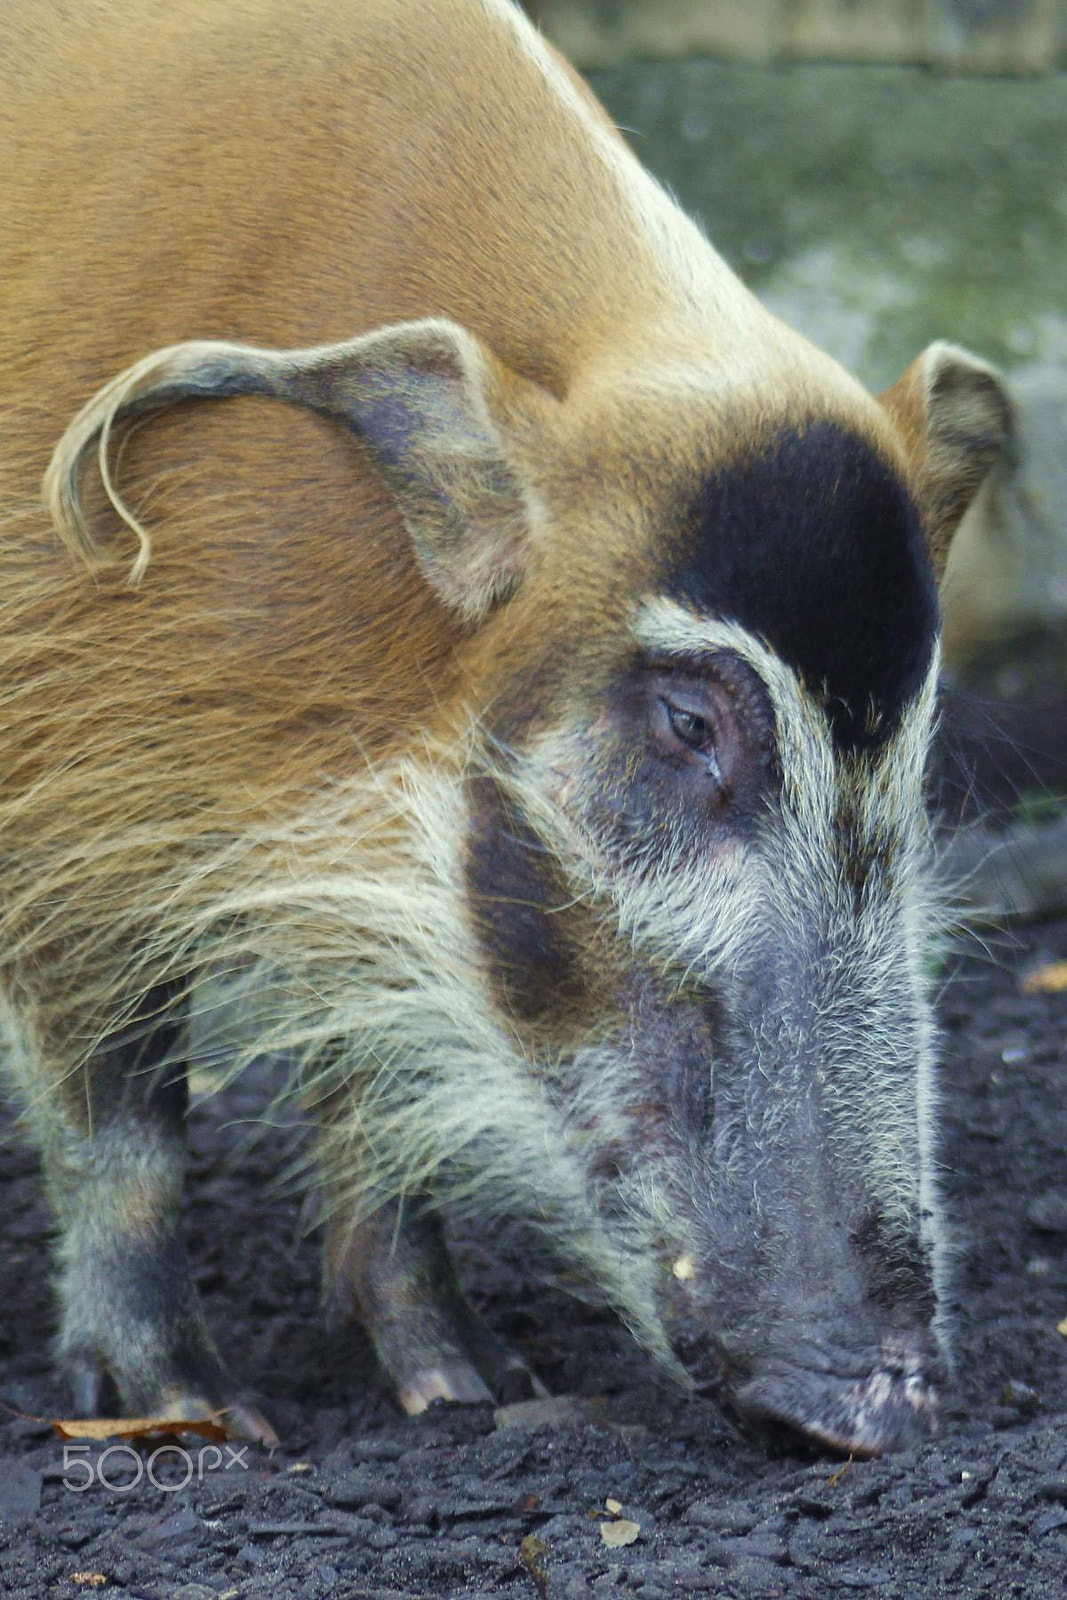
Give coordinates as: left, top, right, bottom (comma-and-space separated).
48, 318, 541, 622
878, 341, 1015, 577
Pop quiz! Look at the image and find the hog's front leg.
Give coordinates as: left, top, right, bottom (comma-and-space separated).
31, 983, 276, 1444
323, 1199, 548, 1414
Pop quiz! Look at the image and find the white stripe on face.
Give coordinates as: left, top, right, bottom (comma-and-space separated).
629, 596, 944, 1237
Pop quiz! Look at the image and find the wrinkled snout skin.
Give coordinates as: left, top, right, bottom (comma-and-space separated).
623, 973, 946, 1459
673, 819, 945, 1458
669, 969, 946, 1457
0, 0, 1011, 1449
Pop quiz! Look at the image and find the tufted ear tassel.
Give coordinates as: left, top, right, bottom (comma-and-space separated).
44, 317, 539, 624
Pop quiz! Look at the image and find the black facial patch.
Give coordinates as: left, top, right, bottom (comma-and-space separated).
665, 423, 939, 750
465, 774, 589, 1032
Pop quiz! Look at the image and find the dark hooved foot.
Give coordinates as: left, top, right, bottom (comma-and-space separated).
325, 1201, 550, 1415
62, 1348, 280, 1445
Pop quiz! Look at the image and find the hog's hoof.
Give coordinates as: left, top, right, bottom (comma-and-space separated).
390, 1313, 550, 1415
448, 1307, 551, 1406
156, 1392, 281, 1448
495, 1356, 551, 1406
392, 1336, 550, 1415
66, 1353, 116, 1419
398, 1361, 495, 1415
396, 1349, 549, 1415
63, 1352, 279, 1446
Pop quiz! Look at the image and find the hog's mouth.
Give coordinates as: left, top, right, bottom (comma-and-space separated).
688, 1327, 943, 1458
730, 1359, 939, 1458
671, 1297, 942, 1457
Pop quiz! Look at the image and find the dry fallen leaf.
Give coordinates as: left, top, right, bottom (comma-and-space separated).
519, 1534, 549, 1599
1021, 960, 1067, 995
604, 1497, 623, 1515
601, 1518, 640, 1547
70, 1576, 108, 1590
52, 1414, 228, 1444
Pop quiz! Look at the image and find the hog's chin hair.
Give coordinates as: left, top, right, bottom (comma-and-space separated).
0, 714, 678, 1377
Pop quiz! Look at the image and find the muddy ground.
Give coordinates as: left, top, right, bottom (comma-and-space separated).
0, 689, 1065, 1600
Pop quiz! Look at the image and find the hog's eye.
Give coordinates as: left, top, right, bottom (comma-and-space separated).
646, 655, 768, 806
659, 696, 724, 784
666, 703, 713, 751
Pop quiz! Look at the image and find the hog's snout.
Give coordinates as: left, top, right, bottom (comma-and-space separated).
726, 1335, 940, 1457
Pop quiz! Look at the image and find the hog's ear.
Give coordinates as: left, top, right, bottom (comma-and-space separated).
45, 318, 539, 622
878, 341, 1014, 578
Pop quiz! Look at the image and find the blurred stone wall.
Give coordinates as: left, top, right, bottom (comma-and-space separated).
527, 1, 1064, 73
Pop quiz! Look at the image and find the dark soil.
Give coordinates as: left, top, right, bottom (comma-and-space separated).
2, 700, 1066, 1600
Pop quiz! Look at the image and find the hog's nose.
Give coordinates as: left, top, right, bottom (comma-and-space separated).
727, 1339, 940, 1457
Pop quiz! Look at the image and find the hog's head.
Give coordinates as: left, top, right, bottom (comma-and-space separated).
451, 329, 1011, 1455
